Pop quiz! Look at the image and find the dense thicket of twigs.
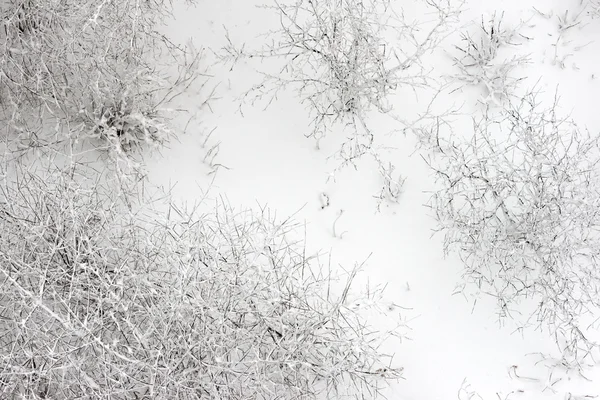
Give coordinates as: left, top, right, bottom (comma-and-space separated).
0, 0, 204, 156
423, 89, 600, 366
0, 157, 402, 399
0, 1, 403, 397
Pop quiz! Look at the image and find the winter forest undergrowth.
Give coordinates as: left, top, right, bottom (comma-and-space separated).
2, 0, 600, 398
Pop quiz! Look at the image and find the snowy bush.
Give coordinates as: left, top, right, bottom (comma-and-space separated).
223, 0, 462, 166
0, 0, 205, 157
450, 12, 530, 106
0, 159, 403, 398
424, 89, 600, 365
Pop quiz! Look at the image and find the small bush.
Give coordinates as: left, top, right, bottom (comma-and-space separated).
0, 0, 205, 157
0, 159, 403, 399
223, 0, 463, 166
450, 12, 530, 106
424, 89, 600, 366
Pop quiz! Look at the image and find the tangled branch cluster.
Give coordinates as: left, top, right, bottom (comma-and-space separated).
225, 0, 462, 165
0, 0, 204, 156
0, 159, 402, 399
425, 90, 600, 365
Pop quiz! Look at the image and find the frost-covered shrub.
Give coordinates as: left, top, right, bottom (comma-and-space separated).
0, 160, 402, 399
0, 0, 204, 156
223, 0, 462, 166
425, 90, 600, 365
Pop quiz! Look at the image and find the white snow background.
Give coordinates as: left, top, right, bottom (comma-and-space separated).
139, 0, 600, 398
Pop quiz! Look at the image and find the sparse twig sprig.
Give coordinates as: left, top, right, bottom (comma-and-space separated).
457, 379, 484, 400
425, 87, 600, 366
372, 155, 405, 212
551, 7, 591, 69
450, 12, 531, 105
0, 158, 404, 399
198, 125, 230, 176
457, 379, 525, 400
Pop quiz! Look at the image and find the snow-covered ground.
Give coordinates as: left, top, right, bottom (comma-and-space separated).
135, 0, 600, 398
